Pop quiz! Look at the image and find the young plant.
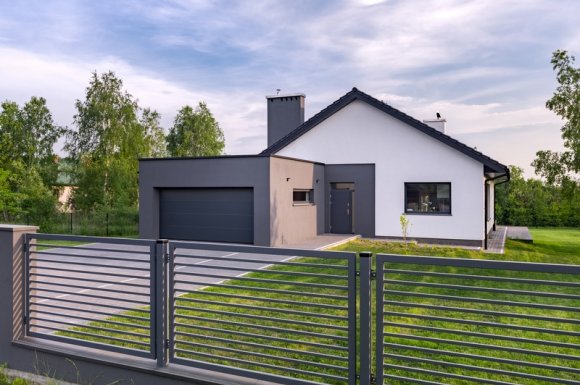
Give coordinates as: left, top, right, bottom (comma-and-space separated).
400, 214, 411, 244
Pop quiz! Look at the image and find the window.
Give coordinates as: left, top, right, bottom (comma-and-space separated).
405, 183, 451, 214
293, 189, 314, 204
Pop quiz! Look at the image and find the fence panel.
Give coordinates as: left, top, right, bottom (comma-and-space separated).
168, 241, 357, 385
25, 233, 158, 359
376, 254, 580, 385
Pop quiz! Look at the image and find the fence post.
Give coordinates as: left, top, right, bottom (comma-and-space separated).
154, 239, 168, 367
0, 225, 38, 364
359, 251, 373, 385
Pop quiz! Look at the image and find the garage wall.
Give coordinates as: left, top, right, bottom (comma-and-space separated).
269, 156, 322, 246
139, 156, 270, 246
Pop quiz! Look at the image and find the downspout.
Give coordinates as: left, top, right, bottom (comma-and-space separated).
484, 171, 510, 250
484, 178, 489, 250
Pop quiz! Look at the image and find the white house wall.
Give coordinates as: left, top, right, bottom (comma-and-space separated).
277, 100, 485, 242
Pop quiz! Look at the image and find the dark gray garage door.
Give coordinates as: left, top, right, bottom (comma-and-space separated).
160, 188, 254, 244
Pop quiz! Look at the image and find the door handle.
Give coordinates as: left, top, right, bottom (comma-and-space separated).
346, 209, 350, 215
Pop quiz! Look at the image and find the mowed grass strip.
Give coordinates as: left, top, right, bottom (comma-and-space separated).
333, 227, 580, 384
51, 228, 579, 385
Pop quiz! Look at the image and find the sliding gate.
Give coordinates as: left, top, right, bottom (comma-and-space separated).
375, 254, 580, 385
167, 241, 358, 385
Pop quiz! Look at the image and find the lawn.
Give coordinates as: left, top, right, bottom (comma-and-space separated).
51, 228, 579, 385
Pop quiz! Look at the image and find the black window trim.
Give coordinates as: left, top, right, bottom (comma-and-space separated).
293, 189, 315, 206
404, 182, 452, 216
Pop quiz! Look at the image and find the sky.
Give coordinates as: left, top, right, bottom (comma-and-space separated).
1, 0, 579, 177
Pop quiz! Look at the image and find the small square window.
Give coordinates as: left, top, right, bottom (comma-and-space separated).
293, 189, 313, 204
405, 183, 451, 214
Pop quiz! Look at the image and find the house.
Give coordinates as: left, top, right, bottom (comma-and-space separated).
139, 88, 509, 248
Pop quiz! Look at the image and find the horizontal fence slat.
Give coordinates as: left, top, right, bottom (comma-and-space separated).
29, 265, 149, 280
30, 316, 150, 339
176, 340, 348, 372
384, 363, 518, 385
30, 294, 150, 313
175, 313, 348, 341
174, 261, 348, 279
378, 254, 580, 274
384, 300, 580, 324
384, 289, 580, 313
384, 342, 580, 374
31, 250, 150, 262
383, 311, 580, 336
29, 233, 155, 247
384, 268, 580, 287
180, 289, 347, 311
176, 335, 347, 363
32, 309, 149, 330
171, 241, 355, 260
175, 305, 348, 331
29, 287, 150, 305
32, 257, 150, 272
30, 272, 149, 288
175, 270, 349, 291
384, 279, 580, 300
31, 302, 149, 322
174, 253, 349, 270
175, 325, 348, 352
173, 279, 347, 300
176, 297, 348, 322
31, 280, 149, 296
384, 321, 580, 350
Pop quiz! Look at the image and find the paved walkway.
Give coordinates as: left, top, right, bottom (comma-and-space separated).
485, 226, 507, 254
282, 233, 360, 250
507, 226, 534, 243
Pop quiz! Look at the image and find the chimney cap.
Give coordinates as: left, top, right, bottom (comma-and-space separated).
266, 92, 306, 100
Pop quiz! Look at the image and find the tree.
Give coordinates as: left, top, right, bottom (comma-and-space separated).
166, 102, 225, 157
0, 97, 63, 224
65, 71, 166, 210
533, 50, 580, 185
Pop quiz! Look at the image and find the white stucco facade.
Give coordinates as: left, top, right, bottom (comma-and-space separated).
276, 100, 486, 242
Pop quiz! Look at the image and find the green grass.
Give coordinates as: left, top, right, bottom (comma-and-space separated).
52, 228, 579, 385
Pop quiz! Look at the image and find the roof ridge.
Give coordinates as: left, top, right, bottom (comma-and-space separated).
260, 88, 508, 174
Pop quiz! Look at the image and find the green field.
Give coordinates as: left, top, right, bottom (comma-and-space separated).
55, 228, 579, 384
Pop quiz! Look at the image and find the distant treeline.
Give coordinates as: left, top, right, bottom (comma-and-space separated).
495, 166, 579, 227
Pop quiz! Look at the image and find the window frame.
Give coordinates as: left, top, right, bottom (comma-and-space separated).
293, 189, 314, 205
404, 182, 452, 215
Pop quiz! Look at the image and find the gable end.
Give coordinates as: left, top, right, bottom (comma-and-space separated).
260, 88, 509, 176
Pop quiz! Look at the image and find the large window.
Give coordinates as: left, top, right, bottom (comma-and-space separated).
405, 183, 451, 214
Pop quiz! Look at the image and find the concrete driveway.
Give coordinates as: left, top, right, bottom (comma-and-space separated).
27, 235, 355, 337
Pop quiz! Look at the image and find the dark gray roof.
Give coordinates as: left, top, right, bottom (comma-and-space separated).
261, 88, 509, 176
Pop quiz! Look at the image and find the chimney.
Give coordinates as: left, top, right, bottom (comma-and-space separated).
423, 117, 447, 134
266, 93, 305, 147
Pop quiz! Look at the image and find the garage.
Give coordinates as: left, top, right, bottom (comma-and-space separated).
159, 188, 254, 244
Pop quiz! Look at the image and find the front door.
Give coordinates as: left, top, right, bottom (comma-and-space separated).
331, 189, 353, 234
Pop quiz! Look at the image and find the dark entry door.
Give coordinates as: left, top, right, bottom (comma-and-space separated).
159, 188, 254, 244
331, 189, 352, 234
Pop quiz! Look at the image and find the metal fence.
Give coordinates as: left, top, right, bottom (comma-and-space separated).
167, 241, 358, 385
21, 233, 580, 385
24, 233, 159, 359
375, 254, 580, 385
